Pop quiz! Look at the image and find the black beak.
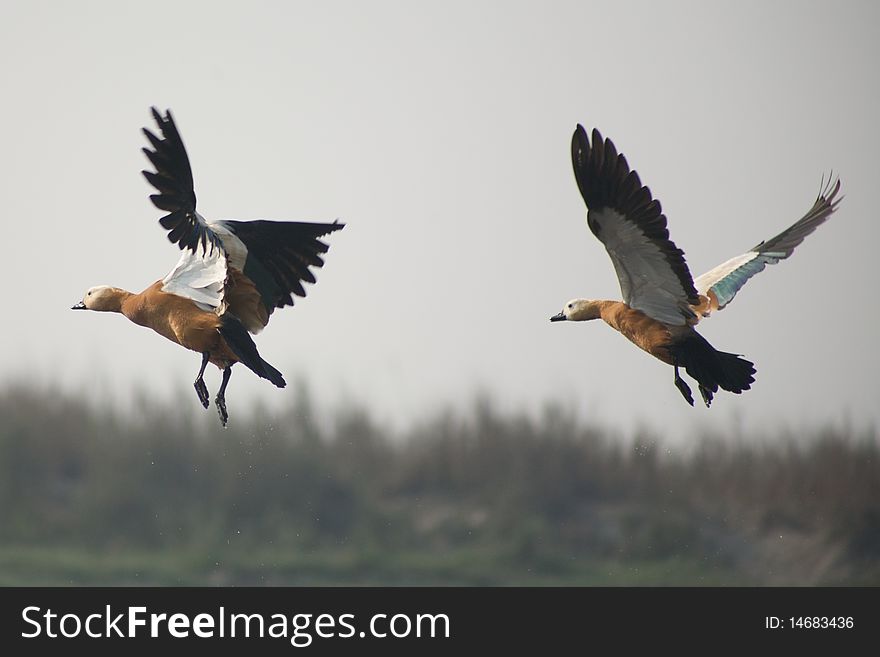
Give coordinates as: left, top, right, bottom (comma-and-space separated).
550, 312, 566, 322
71, 301, 86, 310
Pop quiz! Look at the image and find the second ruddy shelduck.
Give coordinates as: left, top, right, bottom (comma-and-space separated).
73, 108, 344, 425
552, 126, 841, 407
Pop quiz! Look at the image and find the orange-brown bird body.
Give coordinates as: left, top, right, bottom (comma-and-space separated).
113, 282, 236, 368
591, 301, 679, 365
553, 126, 841, 407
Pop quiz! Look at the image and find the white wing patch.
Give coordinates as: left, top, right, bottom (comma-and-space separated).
589, 207, 694, 326
210, 221, 248, 271
694, 250, 782, 312
162, 246, 227, 312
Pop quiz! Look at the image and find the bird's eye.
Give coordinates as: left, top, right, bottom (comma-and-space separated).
567, 303, 573, 309
87, 291, 92, 296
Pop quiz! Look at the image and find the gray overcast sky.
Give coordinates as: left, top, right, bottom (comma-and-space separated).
1, 0, 877, 439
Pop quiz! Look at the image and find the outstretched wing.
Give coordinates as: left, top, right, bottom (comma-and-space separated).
694, 177, 842, 316
571, 125, 699, 326
143, 107, 344, 332
143, 107, 228, 311
142, 107, 222, 254
217, 219, 345, 332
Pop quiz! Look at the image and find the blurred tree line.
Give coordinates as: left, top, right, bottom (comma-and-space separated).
0, 383, 877, 585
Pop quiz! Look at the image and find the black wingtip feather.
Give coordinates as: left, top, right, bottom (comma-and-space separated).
751, 174, 843, 255
142, 107, 211, 252
224, 220, 343, 310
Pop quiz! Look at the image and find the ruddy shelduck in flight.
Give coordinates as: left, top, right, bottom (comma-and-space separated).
73, 108, 343, 425
552, 126, 841, 407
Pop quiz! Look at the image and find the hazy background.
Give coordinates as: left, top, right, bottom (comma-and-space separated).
1, 1, 877, 437
2, 386, 878, 585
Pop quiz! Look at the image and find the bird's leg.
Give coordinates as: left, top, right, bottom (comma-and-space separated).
194, 352, 210, 409
215, 365, 232, 427
699, 384, 714, 408
673, 364, 694, 406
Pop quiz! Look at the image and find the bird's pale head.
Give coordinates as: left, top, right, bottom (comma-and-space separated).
550, 298, 601, 322
72, 285, 124, 312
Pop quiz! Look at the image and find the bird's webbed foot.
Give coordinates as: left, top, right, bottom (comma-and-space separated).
194, 353, 210, 409
674, 365, 695, 406
215, 394, 228, 427
699, 384, 714, 408
214, 365, 232, 428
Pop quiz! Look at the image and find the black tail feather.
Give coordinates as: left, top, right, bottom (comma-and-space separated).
218, 314, 286, 388
669, 332, 755, 405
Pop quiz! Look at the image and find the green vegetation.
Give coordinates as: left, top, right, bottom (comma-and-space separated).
0, 384, 877, 585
